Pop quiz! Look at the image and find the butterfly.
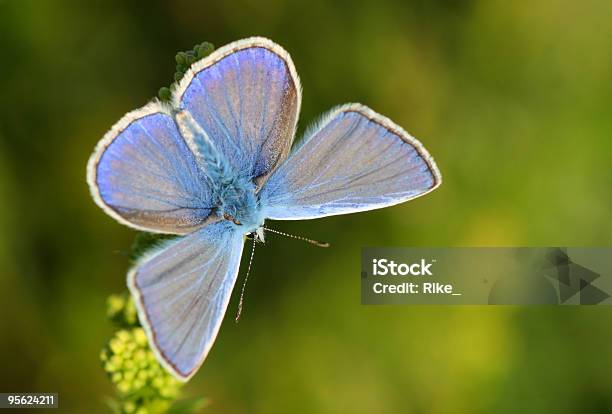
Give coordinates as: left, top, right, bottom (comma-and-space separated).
87, 37, 441, 381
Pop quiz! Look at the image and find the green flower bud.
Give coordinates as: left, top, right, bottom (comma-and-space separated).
106, 293, 140, 328
195, 42, 215, 59
126, 305, 137, 324
109, 338, 125, 354
152, 377, 164, 389
123, 401, 136, 413
117, 381, 131, 394
134, 328, 147, 346
117, 330, 130, 341
110, 355, 123, 368
133, 349, 146, 362
104, 361, 117, 373
175, 51, 188, 65
107, 294, 125, 318
157, 87, 171, 102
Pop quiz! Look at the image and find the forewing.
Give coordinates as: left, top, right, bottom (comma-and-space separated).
87, 102, 214, 234
173, 37, 301, 186
260, 104, 441, 220
128, 221, 244, 381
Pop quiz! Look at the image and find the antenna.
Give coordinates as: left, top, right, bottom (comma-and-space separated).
263, 227, 330, 248
235, 227, 328, 322
235, 237, 256, 323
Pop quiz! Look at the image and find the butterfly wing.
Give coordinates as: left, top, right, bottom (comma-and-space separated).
128, 221, 244, 381
87, 102, 214, 234
172, 37, 301, 187
259, 104, 441, 220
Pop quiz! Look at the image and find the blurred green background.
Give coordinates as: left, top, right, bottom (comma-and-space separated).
1, 0, 612, 412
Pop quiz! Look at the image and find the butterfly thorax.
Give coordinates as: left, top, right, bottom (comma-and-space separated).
214, 174, 264, 233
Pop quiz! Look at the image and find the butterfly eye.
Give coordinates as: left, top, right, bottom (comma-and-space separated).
222, 213, 242, 225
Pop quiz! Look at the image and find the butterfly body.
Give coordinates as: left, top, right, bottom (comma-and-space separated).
175, 109, 265, 233
88, 37, 441, 381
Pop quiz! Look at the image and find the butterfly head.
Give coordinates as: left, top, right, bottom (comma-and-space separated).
221, 207, 265, 232
222, 211, 264, 237
217, 175, 265, 234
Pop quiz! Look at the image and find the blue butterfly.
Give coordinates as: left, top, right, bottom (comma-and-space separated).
87, 37, 441, 381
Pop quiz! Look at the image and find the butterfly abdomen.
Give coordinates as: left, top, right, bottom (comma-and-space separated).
175, 110, 232, 184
